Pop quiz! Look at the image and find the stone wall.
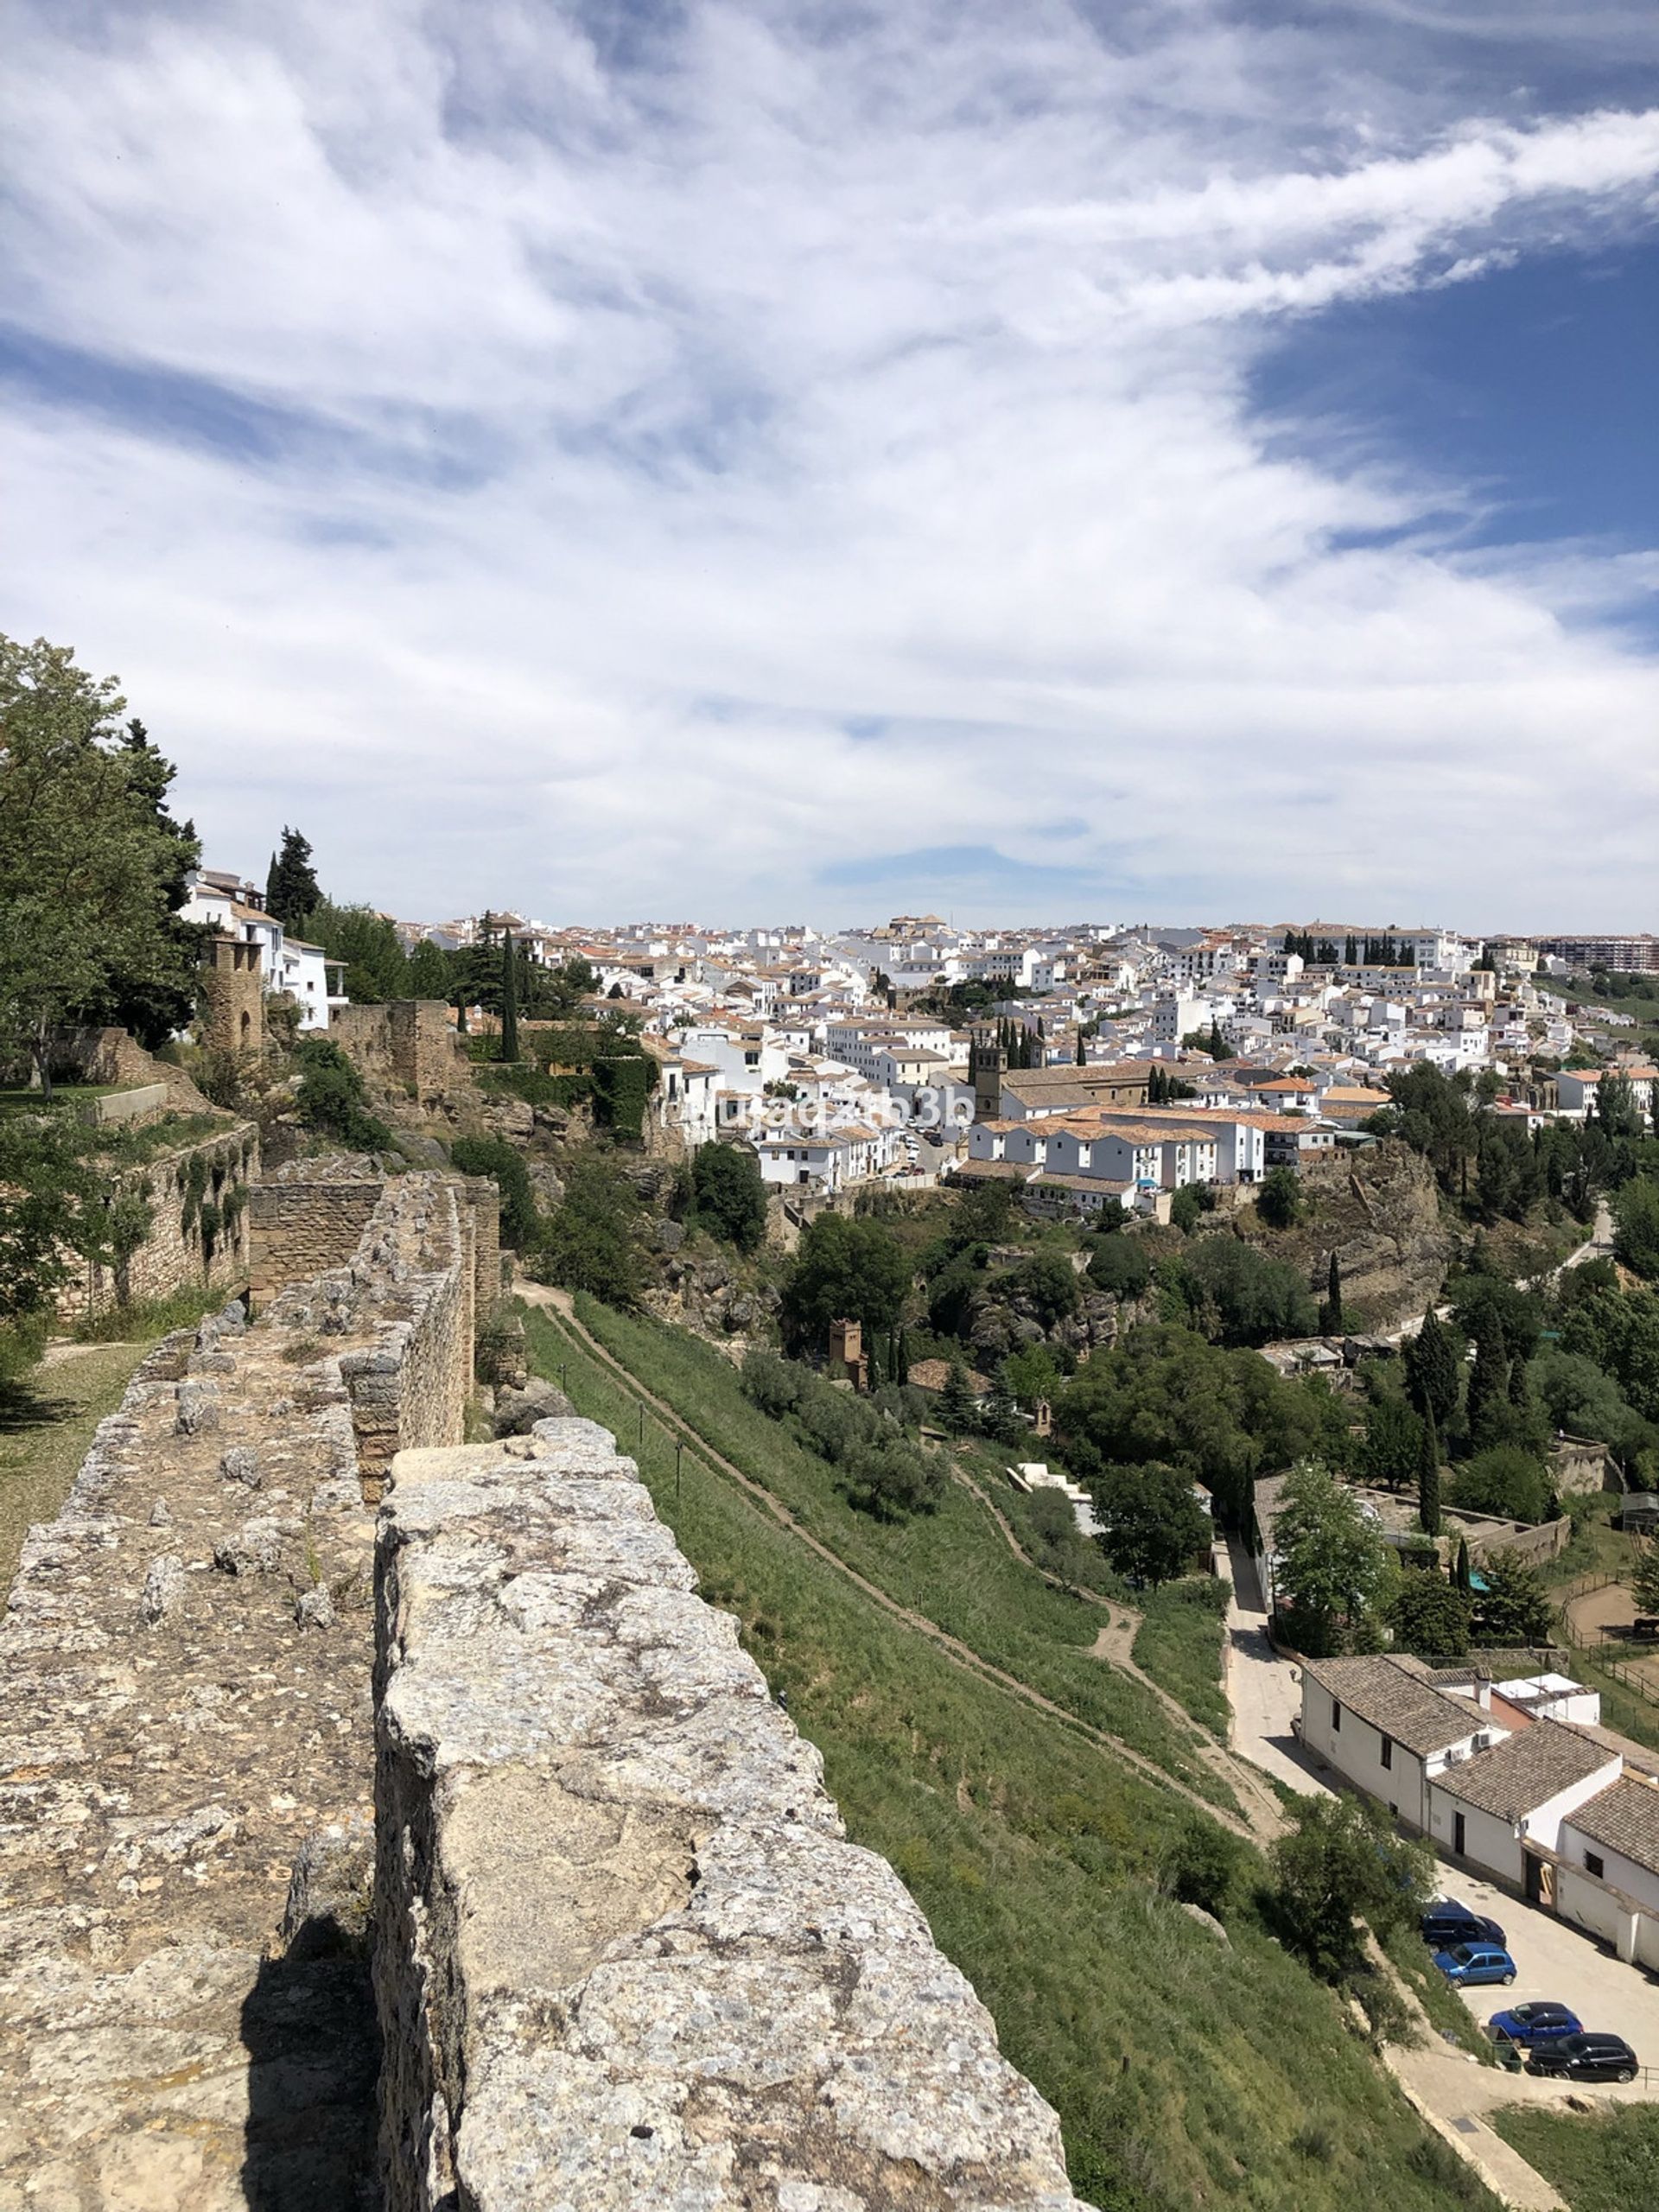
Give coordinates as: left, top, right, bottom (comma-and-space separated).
373, 1421, 1095, 2212
247, 1161, 385, 1306
54, 1120, 259, 1325
38, 1023, 213, 1114
332, 1000, 471, 1100
0, 1167, 498, 2210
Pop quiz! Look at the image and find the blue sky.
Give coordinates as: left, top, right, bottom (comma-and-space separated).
2, 1, 1657, 929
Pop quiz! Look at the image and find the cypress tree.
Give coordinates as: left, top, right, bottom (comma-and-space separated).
499, 928, 519, 1062
894, 1328, 910, 1386
265, 826, 321, 930
1323, 1250, 1344, 1335
1404, 1307, 1459, 1428
1454, 1536, 1471, 1594
1420, 1408, 1442, 1538
1076, 1028, 1087, 1065
1467, 1312, 1509, 1450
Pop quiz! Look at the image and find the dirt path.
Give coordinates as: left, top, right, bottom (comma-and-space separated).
520, 1286, 1264, 1841
950, 1463, 1287, 1840
37, 1338, 139, 1369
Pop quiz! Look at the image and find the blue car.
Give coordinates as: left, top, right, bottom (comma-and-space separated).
1488, 2001, 1581, 2048
1433, 1942, 1517, 1987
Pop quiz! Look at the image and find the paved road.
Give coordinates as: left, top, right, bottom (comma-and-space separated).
1219, 1535, 1333, 1799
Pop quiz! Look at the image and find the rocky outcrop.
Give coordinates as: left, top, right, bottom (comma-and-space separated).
374, 1421, 1096, 2212
1281, 1140, 1453, 1331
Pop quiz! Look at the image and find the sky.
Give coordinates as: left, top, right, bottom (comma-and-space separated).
3, 0, 1658, 932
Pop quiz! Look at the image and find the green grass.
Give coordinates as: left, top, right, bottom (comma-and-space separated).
71, 1281, 229, 1344
1490, 2104, 1659, 2212
1133, 1581, 1231, 1734
0, 1340, 156, 1584
567, 1296, 1230, 1806
524, 1300, 1499, 2212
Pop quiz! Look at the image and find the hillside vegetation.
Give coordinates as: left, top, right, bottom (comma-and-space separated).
523, 1298, 1497, 2212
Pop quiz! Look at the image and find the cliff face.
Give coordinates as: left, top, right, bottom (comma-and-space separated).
1294, 1141, 1453, 1331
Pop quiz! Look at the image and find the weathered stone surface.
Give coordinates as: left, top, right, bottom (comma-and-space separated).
282, 1813, 374, 1958
374, 1421, 1096, 2212
219, 1446, 262, 1488
491, 1376, 576, 1435
296, 1585, 336, 1630
139, 1553, 186, 1625
212, 1518, 285, 1577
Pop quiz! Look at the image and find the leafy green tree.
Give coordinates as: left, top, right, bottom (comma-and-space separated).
847, 1440, 945, 1519
691, 1142, 767, 1253
303, 900, 411, 1004
1361, 1398, 1423, 1491
265, 826, 321, 930
937, 1358, 981, 1436
1389, 1570, 1471, 1658
1613, 1179, 1659, 1281
1010, 1248, 1082, 1328
532, 1160, 642, 1306
1273, 1459, 1387, 1647
1162, 1816, 1245, 1920
1448, 1446, 1551, 1525
1419, 1407, 1442, 1537
1630, 1545, 1659, 1616
404, 938, 454, 999
1466, 1309, 1511, 1451
1269, 1794, 1433, 1983
1597, 1071, 1644, 1141
741, 1347, 805, 1418
0, 636, 204, 1093
0, 1113, 103, 1325
781, 1213, 911, 1348
1092, 1462, 1210, 1587
292, 1037, 391, 1150
1003, 1342, 1061, 1408
982, 1369, 1022, 1443
1087, 1236, 1152, 1300
1169, 1237, 1319, 1347
100, 719, 205, 1047
1256, 1166, 1301, 1230
450, 1134, 539, 1250
499, 929, 519, 1062
1403, 1307, 1460, 1429
1475, 1550, 1555, 1645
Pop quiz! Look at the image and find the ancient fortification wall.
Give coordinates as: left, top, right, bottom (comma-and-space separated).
3, 1160, 1087, 2209
54, 1119, 259, 1325
332, 998, 471, 1100
246, 1158, 386, 1303
373, 1421, 1093, 2212
0, 1166, 496, 2209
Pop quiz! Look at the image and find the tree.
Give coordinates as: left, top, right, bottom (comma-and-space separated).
265, 826, 321, 930
499, 929, 519, 1062
100, 719, 205, 1047
1362, 1398, 1424, 1491
848, 1440, 945, 1519
404, 938, 454, 1000
1011, 1248, 1082, 1328
893, 1327, 911, 1386
1388, 1569, 1471, 1658
1631, 1545, 1659, 1617
450, 1135, 539, 1250
982, 1370, 1023, 1445
1272, 1459, 1388, 1646
937, 1358, 980, 1435
1596, 1071, 1644, 1141
1269, 1794, 1433, 1983
292, 1037, 391, 1150
1448, 1446, 1552, 1525
781, 1214, 911, 1348
0, 636, 205, 1094
0, 1113, 103, 1327
1256, 1166, 1300, 1230
1171, 1237, 1319, 1347
1613, 1179, 1659, 1281
1087, 1236, 1152, 1300
1466, 1309, 1511, 1452
1162, 1816, 1244, 1920
1093, 1462, 1209, 1588
1403, 1308, 1460, 1428
532, 1160, 642, 1306
1322, 1251, 1344, 1336
1075, 1028, 1087, 1066
691, 1143, 767, 1253
304, 900, 410, 1005
1419, 1407, 1442, 1537
1475, 1550, 1555, 1646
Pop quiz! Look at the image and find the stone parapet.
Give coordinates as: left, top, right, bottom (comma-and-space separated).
373, 1422, 1094, 2212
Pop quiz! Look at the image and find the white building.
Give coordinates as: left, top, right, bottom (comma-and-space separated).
181, 868, 342, 1031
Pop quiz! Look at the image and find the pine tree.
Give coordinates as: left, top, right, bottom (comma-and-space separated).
1419, 1408, 1442, 1538
265, 826, 321, 930
499, 929, 519, 1062
1403, 1307, 1459, 1428
938, 1359, 979, 1436
1322, 1250, 1344, 1335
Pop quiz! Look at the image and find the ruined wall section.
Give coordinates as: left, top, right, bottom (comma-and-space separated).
247, 1158, 385, 1306
54, 1119, 258, 1325
332, 1000, 472, 1103
0, 1169, 498, 2209
374, 1422, 1095, 2212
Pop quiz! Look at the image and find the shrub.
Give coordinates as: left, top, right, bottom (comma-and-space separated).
1162, 1815, 1244, 1920
450, 1135, 539, 1250
846, 1440, 946, 1519
1448, 1446, 1552, 1525
1087, 1236, 1152, 1300
293, 1038, 391, 1151
741, 1347, 806, 1419
691, 1143, 768, 1253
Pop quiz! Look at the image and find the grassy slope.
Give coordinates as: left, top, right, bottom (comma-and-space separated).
1490, 2105, 1659, 2212
0, 1342, 153, 1583
573, 1297, 1230, 1805
525, 1300, 1498, 2212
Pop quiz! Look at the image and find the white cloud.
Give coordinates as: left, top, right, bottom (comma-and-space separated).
1, 0, 1656, 925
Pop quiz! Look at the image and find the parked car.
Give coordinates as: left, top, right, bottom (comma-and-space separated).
1525, 2033, 1639, 2084
1421, 1901, 1506, 1949
1432, 1942, 1517, 1988
1488, 2002, 1582, 2049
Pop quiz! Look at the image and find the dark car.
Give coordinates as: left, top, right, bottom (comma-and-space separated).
1525, 2033, 1639, 2083
1488, 2002, 1582, 2049
1421, 1901, 1506, 1950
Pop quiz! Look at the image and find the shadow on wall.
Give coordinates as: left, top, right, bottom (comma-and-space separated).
239, 1948, 381, 2211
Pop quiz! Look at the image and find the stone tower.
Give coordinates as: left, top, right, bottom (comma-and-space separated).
201, 934, 264, 1055
969, 1025, 1006, 1120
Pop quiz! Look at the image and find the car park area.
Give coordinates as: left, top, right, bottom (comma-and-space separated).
1430, 1866, 1659, 2097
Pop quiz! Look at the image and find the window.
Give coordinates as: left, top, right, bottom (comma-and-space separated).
1585, 1852, 1605, 1880
1331, 1699, 1342, 1732
1380, 1736, 1393, 1770
1453, 1813, 1466, 1856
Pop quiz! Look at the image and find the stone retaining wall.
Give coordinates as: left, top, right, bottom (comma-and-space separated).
247, 1172, 385, 1306
373, 1421, 1095, 2212
54, 1120, 259, 1325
